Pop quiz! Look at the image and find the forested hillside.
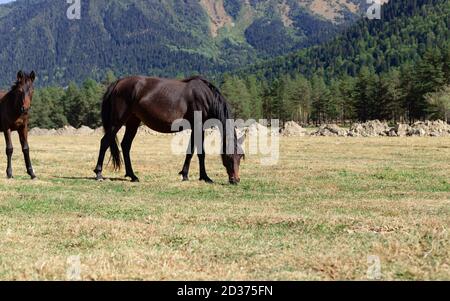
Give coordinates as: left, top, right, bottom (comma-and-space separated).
227, 0, 450, 123
0, 0, 365, 86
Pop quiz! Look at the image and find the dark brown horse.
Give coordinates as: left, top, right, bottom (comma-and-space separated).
94, 76, 244, 184
0, 71, 36, 179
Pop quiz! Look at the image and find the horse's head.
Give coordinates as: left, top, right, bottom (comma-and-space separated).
221, 132, 245, 185
14, 70, 36, 114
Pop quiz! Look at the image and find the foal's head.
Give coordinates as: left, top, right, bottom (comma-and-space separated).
12, 70, 36, 115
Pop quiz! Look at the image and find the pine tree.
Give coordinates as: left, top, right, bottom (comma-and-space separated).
412, 48, 445, 120
245, 75, 264, 120
310, 73, 330, 124
354, 67, 378, 121
338, 76, 357, 124
221, 75, 252, 119
425, 85, 450, 122
327, 80, 343, 123
283, 74, 312, 124
379, 70, 404, 122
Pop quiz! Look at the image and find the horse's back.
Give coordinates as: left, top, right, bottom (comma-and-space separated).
113, 76, 191, 133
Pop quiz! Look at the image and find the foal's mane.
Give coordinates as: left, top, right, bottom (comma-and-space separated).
0, 73, 33, 107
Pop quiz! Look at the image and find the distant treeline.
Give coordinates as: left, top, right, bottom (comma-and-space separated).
29, 47, 449, 130
29, 71, 116, 129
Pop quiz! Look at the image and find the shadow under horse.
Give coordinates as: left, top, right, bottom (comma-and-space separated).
94, 76, 244, 184
0, 71, 36, 179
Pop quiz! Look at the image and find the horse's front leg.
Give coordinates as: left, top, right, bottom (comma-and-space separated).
179, 131, 195, 181
18, 126, 36, 179
4, 129, 13, 179
198, 130, 213, 184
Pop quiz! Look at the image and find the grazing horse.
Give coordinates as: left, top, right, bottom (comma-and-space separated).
94, 76, 244, 184
0, 71, 36, 179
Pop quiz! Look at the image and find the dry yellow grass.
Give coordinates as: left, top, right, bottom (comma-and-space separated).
0, 133, 449, 280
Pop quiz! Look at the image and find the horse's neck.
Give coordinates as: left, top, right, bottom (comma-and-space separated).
0, 92, 19, 125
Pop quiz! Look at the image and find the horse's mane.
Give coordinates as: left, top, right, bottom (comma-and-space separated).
182, 75, 233, 124
183, 76, 240, 155
9, 71, 33, 92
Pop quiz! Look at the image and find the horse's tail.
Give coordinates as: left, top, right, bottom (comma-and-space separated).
101, 80, 122, 171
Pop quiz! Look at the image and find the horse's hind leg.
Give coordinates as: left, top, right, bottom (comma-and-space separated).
4, 129, 13, 179
122, 116, 140, 182
94, 125, 122, 181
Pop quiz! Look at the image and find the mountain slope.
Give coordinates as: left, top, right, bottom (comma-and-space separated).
240, 0, 449, 79
0, 0, 367, 86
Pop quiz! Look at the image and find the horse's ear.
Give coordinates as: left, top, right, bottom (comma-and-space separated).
17, 70, 24, 81
30, 71, 36, 82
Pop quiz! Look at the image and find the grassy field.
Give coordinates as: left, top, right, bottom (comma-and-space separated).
0, 133, 449, 280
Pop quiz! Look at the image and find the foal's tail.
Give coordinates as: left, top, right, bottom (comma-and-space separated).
101, 80, 122, 171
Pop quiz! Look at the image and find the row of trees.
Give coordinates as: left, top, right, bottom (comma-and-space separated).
222, 47, 450, 124
28, 41, 449, 129
29, 71, 117, 129
224, 0, 450, 124
29, 46, 449, 130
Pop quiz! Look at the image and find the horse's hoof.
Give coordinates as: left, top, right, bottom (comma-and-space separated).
131, 178, 140, 183
182, 177, 189, 182
6, 176, 13, 180
30, 176, 37, 181
200, 177, 214, 184
96, 176, 104, 182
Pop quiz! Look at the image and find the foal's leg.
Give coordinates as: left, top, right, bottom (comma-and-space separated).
94, 126, 122, 181
18, 126, 36, 179
179, 131, 194, 181
198, 130, 213, 183
121, 116, 140, 182
4, 129, 13, 179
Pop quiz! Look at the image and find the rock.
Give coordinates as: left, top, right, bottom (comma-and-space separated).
29, 127, 55, 136
349, 120, 391, 137
138, 126, 161, 136
406, 120, 450, 137
281, 121, 307, 137
388, 129, 398, 137
93, 127, 104, 135
394, 124, 411, 137
55, 125, 77, 136
246, 122, 270, 137
312, 124, 348, 137
76, 126, 94, 135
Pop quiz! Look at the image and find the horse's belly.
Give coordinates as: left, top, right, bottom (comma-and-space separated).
133, 107, 185, 134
